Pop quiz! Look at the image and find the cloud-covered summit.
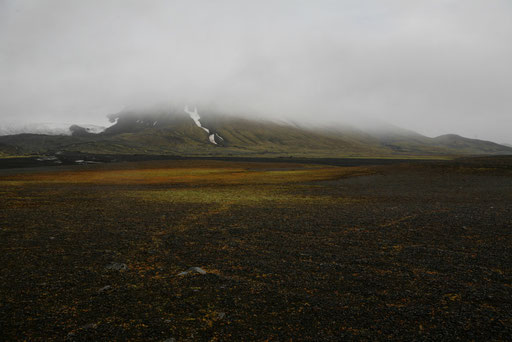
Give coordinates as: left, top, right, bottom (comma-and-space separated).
1, 1, 511, 143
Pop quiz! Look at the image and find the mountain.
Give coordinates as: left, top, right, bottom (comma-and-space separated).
1, 106, 511, 158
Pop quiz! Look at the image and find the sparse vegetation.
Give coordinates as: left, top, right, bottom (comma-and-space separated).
1, 158, 511, 340
1, 112, 511, 158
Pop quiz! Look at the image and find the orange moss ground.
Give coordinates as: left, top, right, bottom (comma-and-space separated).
0, 160, 371, 185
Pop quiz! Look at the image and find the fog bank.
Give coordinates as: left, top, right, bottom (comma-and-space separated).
1, 1, 511, 143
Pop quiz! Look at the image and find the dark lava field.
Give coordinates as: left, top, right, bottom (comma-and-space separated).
0, 157, 511, 341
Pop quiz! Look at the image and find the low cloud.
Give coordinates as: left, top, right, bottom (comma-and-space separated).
1, 0, 511, 142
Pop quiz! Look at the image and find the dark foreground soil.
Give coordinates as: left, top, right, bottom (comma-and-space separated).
0, 157, 511, 341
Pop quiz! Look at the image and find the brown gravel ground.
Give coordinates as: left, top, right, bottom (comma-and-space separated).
0, 157, 511, 341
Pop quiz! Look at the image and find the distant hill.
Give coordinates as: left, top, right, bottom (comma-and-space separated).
1, 106, 511, 158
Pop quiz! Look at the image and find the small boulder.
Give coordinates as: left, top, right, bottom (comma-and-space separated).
105, 262, 128, 271
98, 285, 112, 294
177, 267, 207, 276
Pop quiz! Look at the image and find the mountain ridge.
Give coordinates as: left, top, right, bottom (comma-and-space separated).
1, 106, 511, 158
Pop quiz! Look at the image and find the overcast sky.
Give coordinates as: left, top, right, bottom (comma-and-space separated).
1, 0, 511, 143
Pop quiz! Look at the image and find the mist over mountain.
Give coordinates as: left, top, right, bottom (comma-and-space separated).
1, 1, 512, 144
1, 105, 510, 160
0, 122, 108, 136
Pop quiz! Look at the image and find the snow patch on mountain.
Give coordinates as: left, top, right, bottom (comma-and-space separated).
209, 134, 218, 145
184, 105, 224, 144
184, 106, 202, 127
0, 122, 73, 136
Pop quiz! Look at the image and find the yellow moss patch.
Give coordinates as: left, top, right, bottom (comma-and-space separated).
122, 186, 341, 205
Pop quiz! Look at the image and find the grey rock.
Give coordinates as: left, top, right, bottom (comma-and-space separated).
80, 323, 97, 330
98, 285, 112, 293
177, 267, 207, 276
105, 262, 128, 271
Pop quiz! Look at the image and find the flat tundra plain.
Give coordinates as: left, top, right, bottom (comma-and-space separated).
0, 157, 511, 341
